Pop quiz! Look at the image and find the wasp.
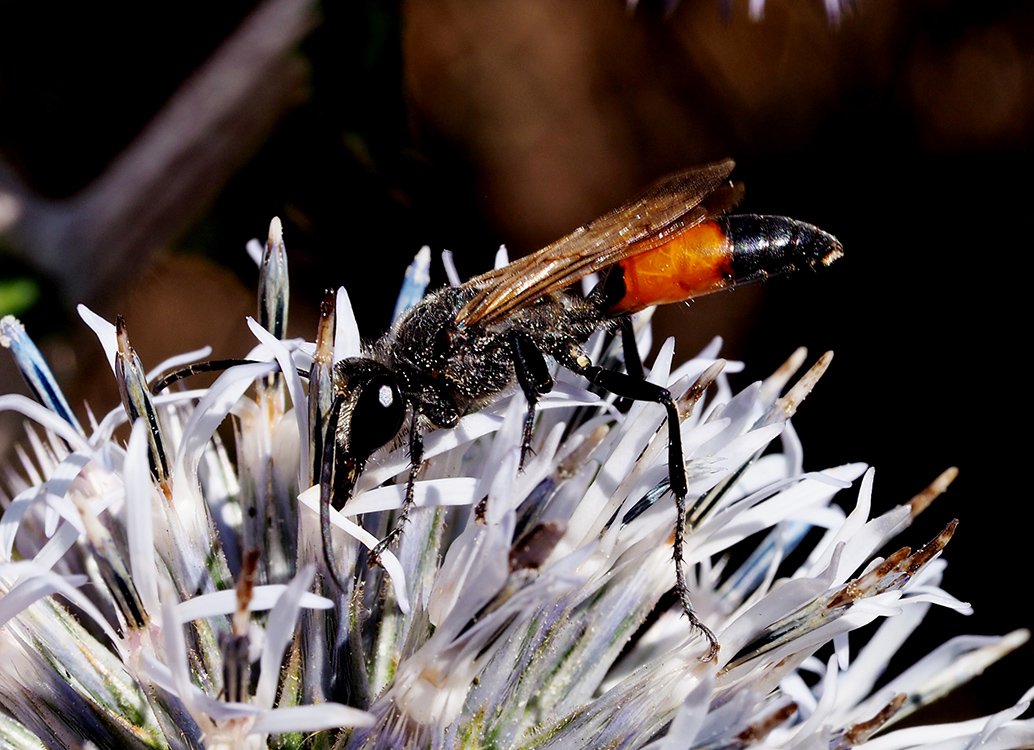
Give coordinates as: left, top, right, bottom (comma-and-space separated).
322, 158, 843, 661
152, 159, 840, 658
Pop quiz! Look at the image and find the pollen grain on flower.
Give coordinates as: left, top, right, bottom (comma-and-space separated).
0, 233, 1031, 750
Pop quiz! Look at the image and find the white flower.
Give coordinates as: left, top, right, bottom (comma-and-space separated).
1, 221, 1031, 749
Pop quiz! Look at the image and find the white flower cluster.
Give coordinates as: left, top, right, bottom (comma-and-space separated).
0, 222, 1030, 749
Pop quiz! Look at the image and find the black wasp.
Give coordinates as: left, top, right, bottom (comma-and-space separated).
151, 159, 841, 659
322, 158, 843, 661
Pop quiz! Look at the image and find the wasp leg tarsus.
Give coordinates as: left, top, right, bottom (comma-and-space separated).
509, 331, 555, 470
567, 358, 719, 662
370, 411, 424, 567
673, 486, 720, 662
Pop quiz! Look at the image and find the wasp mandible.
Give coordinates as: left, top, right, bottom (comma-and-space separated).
323, 158, 843, 661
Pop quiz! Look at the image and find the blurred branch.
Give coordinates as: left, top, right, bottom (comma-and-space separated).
0, 0, 319, 313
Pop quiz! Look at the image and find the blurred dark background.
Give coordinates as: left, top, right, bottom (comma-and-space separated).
2, 0, 1032, 728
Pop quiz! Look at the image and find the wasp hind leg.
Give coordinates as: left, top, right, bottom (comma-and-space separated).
617, 316, 644, 382
564, 353, 719, 662
509, 331, 555, 469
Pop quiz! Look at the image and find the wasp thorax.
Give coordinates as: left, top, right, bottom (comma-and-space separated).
333, 358, 406, 460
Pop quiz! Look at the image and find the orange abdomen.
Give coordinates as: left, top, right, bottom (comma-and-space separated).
609, 220, 734, 314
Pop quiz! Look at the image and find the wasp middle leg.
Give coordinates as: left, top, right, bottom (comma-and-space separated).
508, 331, 555, 469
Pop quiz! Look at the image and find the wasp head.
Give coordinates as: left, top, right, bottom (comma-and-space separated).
332, 358, 407, 480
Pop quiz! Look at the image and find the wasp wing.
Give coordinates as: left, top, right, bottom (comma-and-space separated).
454, 159, 738, 328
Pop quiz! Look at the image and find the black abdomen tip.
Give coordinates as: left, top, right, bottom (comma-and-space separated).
721, 215, 843, 283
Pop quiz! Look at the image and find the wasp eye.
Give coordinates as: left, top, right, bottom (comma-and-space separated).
342, 369, 406, 459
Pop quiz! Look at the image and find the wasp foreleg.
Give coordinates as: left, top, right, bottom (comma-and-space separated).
509, 331, 555, 469
565, 356, 719, 662
370, 411, 423, 567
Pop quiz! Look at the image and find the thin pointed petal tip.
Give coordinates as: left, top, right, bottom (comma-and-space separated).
115, 314, 130, 351
909, 466, 959, 517
268, 216, 283, 246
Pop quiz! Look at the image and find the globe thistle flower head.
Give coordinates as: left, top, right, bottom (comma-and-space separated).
0, 220, 1032, 749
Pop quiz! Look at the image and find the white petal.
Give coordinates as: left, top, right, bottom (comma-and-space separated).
0, 395, 91, 454
838, 599, 931, 714
701, 468, 859, 558
0, 487, 40, 561
0, 564, 87, 627
648, 672, 715, 749
721, 551, 841, 661
806, 468, 881, 581
341, 477, 478, 514
692, 336, 724, 362
246, 237, 264, 266
334, 286, 362, 360
76, 305, 117, 374
255, 566, 316, 709
125, 419, 160, 618
174, 361, 275, 487
39, 452, 95, 535
0, 563, 123, 660
791, 656, 839, 741
873, 632, 1030, 721
174, 584, 331, 623
297, 488, 411, 613
782, 671, 819, 715
475, 396, 523, 514
250, 703, 374, 734
246, 316, 310, 485
20, 522, 79, 578
650, 337, 675, 385
427, 507, 512, 628
159, 585, 204, 723
861, 714, 1034, 750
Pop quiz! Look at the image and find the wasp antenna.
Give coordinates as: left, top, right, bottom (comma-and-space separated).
150, 358, 265, 394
